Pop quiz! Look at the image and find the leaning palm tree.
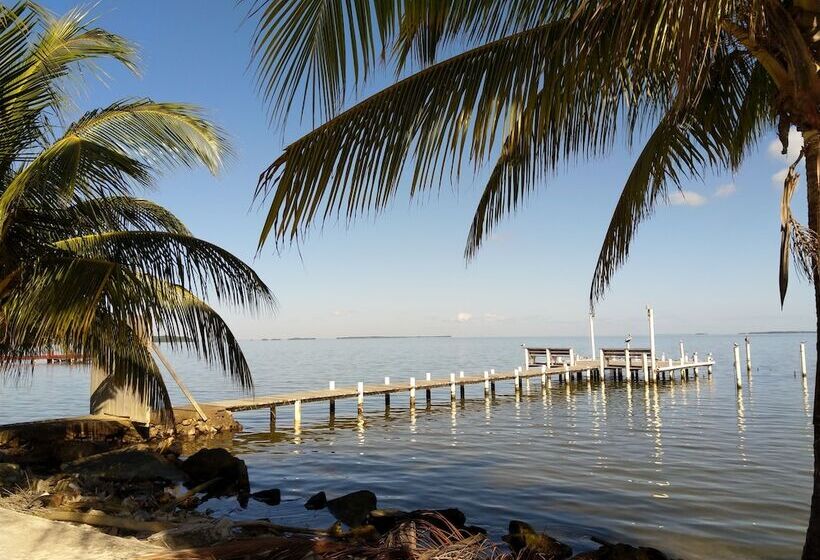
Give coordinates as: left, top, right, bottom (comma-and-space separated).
247, 1, 819, 556
0, 3, 273, 418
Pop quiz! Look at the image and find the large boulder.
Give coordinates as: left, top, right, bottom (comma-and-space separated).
305, 491, 327, 510
251, 488, 281, 506
326, 490, 377, 527
180, 447, 250, 507
571, 543, 668, 560
504, 520, 572, 560
61, 448, 187, 484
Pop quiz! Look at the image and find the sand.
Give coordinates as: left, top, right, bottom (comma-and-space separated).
0, 507, 163, 560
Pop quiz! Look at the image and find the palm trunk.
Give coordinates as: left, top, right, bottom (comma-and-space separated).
803, 130, 820, 560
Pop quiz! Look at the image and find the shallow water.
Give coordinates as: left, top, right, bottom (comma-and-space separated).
0, 334, 815, 559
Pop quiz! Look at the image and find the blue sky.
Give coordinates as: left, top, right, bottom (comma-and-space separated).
44, 1, 814, 339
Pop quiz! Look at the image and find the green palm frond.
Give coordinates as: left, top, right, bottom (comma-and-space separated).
62, 196, 191, 236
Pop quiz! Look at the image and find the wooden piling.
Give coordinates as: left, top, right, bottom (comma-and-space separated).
329, 381, 336, 415
693, 353, 699, 377
707, 353, 713, 375
541, 365, 547, 386
514, 367, 520, 391
598, 349, 606, 383
459, 371, 466, 399
642, 353, 649, 383
483, 371, 490, 397
745, 337, 752, 372
384, 377, 391, 407
269, 405, 276, 430
648, 307, 657, 371
563, 363, 570, 383
624, 347, 631, 382
450, 373, 456, 401
425, 372, 432, 405
801, 342, 807, 377
733, 344, 742, 389
409, 377, 416, 408
523, 347, 530, 371
293, 400, 301, 428
490, 368, 497, 396
357, 382, 364, 414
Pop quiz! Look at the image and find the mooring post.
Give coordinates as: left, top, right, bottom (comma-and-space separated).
450, 373, 456, 401
563, 363, 570, 383
545, 349, 552, 368
409, 377, 416, 409
733, 344, 742, 389
490, 368, 497, 396
425, 372, 432, 405
693, 352, 699, 377
707, 353, 713, 375
624, 347, 631, 382
357, 382, 364, 414
384, 377, 391, 407
483, 371, 490, 398
598, 349, 606, 382
745, 337, 752, 372
647, 306, 657, 372
801, 342, 808, 377
642, 353, 649, 383
293, 400, 302, 429
269, 405, 276, 430
541, 365, 547, 386
569, 348, 576, 366
523, 346, 530, 370
459, 371, 466, 399
329, 381, 336, 416
514, 367, 520, 391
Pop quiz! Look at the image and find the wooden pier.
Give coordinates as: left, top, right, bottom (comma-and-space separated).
208, 349, 715, 429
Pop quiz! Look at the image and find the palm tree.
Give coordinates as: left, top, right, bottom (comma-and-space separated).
247, 1, 819, 556
0, 3, 273, 418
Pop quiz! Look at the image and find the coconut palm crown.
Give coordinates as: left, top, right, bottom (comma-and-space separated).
247, 1, 819, 556
0, 3, 274, 415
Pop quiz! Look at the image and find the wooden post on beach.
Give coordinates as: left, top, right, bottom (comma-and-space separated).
647, 307, 657, 372
384, 377, 391, 407
733, 344, 742, 389
459, 371, 466, 400
744, 337, 752, 372
425, 372, 432, 405
357, 382, 364, 414
483, 371, 490, 398
409, 377, 416, 409
450, 373, 457, 401
329, 381, 336, 415
801, 342, 808, 377
642, 353, 649, 383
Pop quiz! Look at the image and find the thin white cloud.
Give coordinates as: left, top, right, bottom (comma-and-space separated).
669, 190, 707, 207
714, 183, 736, 198
771, 168, 789, 187
456, 312, 472, 323
767, 128, 803, 162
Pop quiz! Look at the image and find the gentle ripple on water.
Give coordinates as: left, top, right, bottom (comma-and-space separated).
0, 334, 815, 559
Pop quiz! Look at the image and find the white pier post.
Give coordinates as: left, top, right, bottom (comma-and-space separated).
647, 307, 657, 372
483, 371, 490, 398
563, 363, 570, 383
624, 347, 631, 381
329, 381, 336, 415
523, 346, 530, 370
425, 372, 432, 405
514, 367, 520, 391
707, 353, 713, 375
541, 365, 547, 386
546, 349, 552, 368
693, 352, 699, 377
589, 313, 596, 358
450, 373, 457, 401
294, 400, 302, 428
733, 344, 742, 389
357, 382, 365, 414
569, 348, 576, 366
490, 368, 497, 396
642, 353, 649, 383
459, 371, 466, 399
745, 337, 752, 372
598, 349, 606, 382
801, 342, 808, 377
409, 377, 416, 408
384, 376, 391, 407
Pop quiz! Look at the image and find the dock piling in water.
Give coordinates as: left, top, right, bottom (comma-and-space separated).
410, 377, 416, 408
425, 372, 432, 405
734, 344, 742, 389
384, 377, 391, 407
450, 373, 456, 401
329, 381, 336, 415
745, 337, 752, 372
801, 342, 807, 377
357, 382, 364, 414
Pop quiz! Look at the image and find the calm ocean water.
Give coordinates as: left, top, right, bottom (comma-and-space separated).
0, 334, 815, 559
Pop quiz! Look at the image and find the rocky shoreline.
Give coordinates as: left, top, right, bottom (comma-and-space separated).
0, 416, 674, 560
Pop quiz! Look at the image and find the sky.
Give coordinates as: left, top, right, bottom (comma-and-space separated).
42, 0, 815, 339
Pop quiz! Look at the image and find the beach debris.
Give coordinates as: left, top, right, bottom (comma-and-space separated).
250, 487, 281, 506
367, 507, 472, 535
571, 540, 669, 560
37, 509, 175, 533
305, 490, 327, 509
326, 489, 377, 527
503, 520, 572, 559
0, 463, 23, 489
180, 448, 250, 507
147, 517, 234, 548
61, 449, 187, 484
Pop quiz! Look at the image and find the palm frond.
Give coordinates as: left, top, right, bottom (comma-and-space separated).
61, 196, 191, 235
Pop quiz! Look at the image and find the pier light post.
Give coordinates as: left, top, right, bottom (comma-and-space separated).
589, 313, 596, 358
801, 342, 808, 377
450, 373, 457, 401
647, 307, 657, 373
745, 337, 752, 372
357, 382, 364, 414
329, 381, 336, 416
409, 377, 416, 409
425, 372, 432, 405
733, 344, 742, 389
